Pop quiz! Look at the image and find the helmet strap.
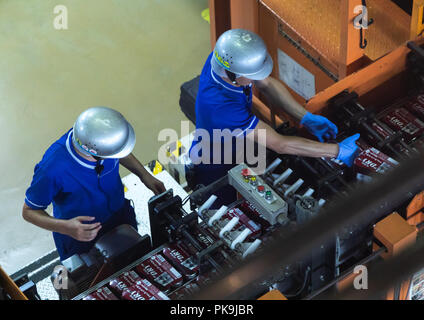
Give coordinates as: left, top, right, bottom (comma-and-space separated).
225, 70, 238, 85
93, 156, 104, 175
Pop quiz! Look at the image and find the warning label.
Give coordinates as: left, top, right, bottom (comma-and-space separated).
277, 49, 316, 100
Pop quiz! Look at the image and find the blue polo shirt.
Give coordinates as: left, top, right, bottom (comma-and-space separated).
25, 129, 125, 227
189, 52, 259, 166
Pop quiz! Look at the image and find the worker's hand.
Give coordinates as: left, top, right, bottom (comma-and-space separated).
143, 175, 166, 195
64, 216, 102, 242
337, 134, 361, 167
300, 112, 339, 142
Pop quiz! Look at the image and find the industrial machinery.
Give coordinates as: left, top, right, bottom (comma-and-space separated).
25, 38, 422, 301
208, 0, 424, 129
68, 190, 267, 300
7, 17, 424, 299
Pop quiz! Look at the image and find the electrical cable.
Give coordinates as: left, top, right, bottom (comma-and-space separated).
225, 70, 237, 84
283, 267, 311, 298
95, 161, 114, 214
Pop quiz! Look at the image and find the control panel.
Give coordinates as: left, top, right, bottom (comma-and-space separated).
228, 164, 289, 225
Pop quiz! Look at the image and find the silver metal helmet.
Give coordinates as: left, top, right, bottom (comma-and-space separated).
72, 107, 136, 159
211, 29, 273, 80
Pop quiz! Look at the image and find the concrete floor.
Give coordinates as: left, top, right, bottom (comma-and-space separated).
0, 0, 210, 274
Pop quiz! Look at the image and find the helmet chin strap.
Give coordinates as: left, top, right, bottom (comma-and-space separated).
94, 157, 104, 175
225, 70, 238, 85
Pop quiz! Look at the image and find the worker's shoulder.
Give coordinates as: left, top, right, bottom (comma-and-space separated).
197, 79, 242, 106
35, 130, 73, 173
198, 71, 245, 102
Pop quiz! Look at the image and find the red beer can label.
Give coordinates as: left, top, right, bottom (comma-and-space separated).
83, 286, 119, 300
406, 99, 424, 121
170, 282, 201, 300
354, 147, 398, 176
122, 283, 155, 300
383, 108, 424, 140
136, 254, 183, 291
193, 223, 216, 249
109, 270, 142, 296
239, 201, 272, 231
226, 208, 261, 239
371, 122, 392, 140
135, 278, 170, 300
163, 241, 199, 279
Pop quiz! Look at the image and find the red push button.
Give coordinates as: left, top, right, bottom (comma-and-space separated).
257, 185, 265, 193
241, 168, 250, 177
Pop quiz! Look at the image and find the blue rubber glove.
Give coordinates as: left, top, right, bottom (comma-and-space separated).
337, 134, 361, 167
300, 112, 339, 142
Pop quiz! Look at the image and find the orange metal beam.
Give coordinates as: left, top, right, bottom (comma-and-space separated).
306, 38, 424, 114
0, 265, 27, 300
406, 191, 424, 226
374, 213, 417, 259
373, 213, 417, 300
366, 0, 410, 61
411, 0, 424, 39
339, 0, 365, 78
209, 0, 231, 49
230, 0, 259, 33
258, 289, 287, 300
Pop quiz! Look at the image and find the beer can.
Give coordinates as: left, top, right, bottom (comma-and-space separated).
136, 254, 183, 292
122, 283, 155, 300
135, 278, 170, 300
83, 286, 119, 300
226, 208, 261, 239
109, 270, 142, 296
163, 241, 199, 279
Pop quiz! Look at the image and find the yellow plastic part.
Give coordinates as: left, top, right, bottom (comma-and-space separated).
166, 140, 183, 159
152, 161, 163, 176
201, 8, 210, 24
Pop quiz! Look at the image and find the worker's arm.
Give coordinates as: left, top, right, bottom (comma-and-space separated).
22, 203, 101, 242
247, 120, 360, 166
254, 77, 338, 142
254, 77, 307, 121
120, 153, 166, 195
249, 120, 339, 158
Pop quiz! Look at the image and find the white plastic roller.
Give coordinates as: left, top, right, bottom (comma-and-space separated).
303, 188, 315, 197
273, 168, 293, 187
197, 195, 217, 217
219, 217, 239, 238
264, 158, 282, 175
318, 199, 326, 207
242, 239, 262, 259
230, 228, 252, 250
208, 205, 228, 227
271, 173, 280, 179
284, 179, 304, 197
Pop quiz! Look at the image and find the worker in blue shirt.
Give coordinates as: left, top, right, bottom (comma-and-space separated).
22, 107, 166, 261
187, 29, 360, 205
